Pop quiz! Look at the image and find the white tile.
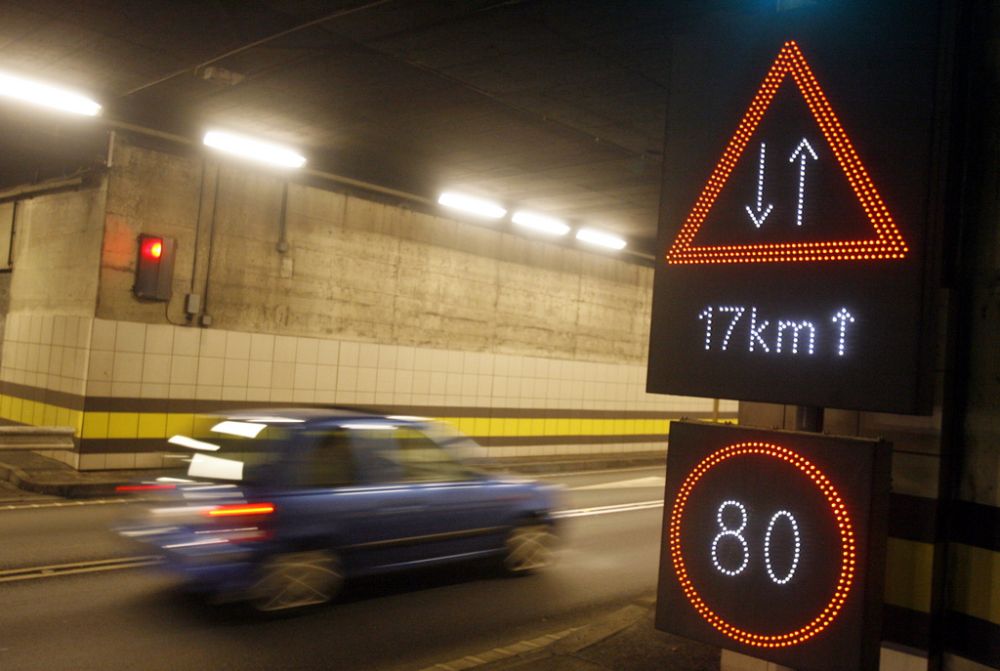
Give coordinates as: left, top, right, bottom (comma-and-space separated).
413, 348, 432, 371
396, 346, 415, 370
376, 369, 395, 394
338, 341, 359, 366
446, 351, 464, 373
225, 331, 251, 360
76, 317, 92, 349
292, 390, 315, 403
394, 370, 413, 394
377, 344, 398, 370
113, 352, 143, 383
195, 385, 222, 401
248, 360, 273, 387
463, 351, 480, 375
173, 327, 200, 356
27, 314, 41, 343
141, 353, 171, 384
196, 357, 224, 386
144, 324, 174, 354
170, 356, 198, 385
317, 339, 339, 365
116, 321, 146, 353
140, 383, 169, 398
47, 346, 64, 376
39, 315, 53, 345
88, 379, 112, 398
51, 316, 67, 348
411, 371, 431, 397
223, 359, 249, 387
250, 333, 275, 361
222, 386, 248, 401
337, 366, 358, 391
199, 329, 226, 358
111, 381, 140, 397
270, 388, 294, 402
169, 384, 196, 399
294, 363, 316, 390
25, 344, 39, 373
315, 390, 338, 404
274, 336, 297, 362
461, 373, 476, 396
296, 338, 319, 364
356, 367, 377, 392
431, 349, 450, 372
358, 343, 378, 368
246, 387, 270, 402
316, 364, 337, 391
106, 453, 137, 470
271, 362, 294, 388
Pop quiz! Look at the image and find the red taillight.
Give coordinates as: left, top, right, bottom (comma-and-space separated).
140, 237, 163, 261
204, 503, 275, 517
115, 483, 177, 492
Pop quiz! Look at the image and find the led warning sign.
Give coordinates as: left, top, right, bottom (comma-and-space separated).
656, 422, 890, 671
647, 2, 951, 414
666, 41, 908, 265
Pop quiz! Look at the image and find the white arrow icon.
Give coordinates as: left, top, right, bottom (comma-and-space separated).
744, 142, 774, 228
789, 138, 819, 227
831, 307, 855, 356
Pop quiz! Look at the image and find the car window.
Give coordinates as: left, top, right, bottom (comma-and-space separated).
394, 428, 471, 482
294, 430, 356, 488
349, 426, 472, 483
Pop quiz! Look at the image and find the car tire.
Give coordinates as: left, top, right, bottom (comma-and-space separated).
503, 522, 556, 575
248, 549, 343, 612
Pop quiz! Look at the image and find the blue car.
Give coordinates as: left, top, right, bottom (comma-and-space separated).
120, 409, 560, 612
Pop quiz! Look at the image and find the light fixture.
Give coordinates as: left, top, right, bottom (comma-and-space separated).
437, 191, 506, 220
512, 210, 570, 236
0, 71, 101, 116
203, 130, 306, 168
576, 228, 626, 250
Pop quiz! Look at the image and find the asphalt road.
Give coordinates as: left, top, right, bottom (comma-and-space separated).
0, 466, 668, 671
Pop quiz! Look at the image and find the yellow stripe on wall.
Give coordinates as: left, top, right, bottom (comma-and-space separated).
885, 537, 935, 613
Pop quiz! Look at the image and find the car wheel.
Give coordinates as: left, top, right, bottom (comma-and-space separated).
503, 523, 556, 574
249, 550, 343, 612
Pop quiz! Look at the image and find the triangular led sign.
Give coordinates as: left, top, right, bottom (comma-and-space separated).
666, 41, 908, 265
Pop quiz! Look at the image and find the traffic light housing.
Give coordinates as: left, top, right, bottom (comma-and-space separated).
134, 234, 176, 301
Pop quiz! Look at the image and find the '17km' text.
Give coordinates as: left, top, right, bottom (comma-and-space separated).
698, 306, 856, 357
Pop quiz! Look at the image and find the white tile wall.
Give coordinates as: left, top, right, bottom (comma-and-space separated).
2, 312, 92, 396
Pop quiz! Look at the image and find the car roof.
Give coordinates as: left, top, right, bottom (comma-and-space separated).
217, 407, 430, 427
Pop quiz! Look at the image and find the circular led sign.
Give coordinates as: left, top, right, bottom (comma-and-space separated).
667, 441, 856, 648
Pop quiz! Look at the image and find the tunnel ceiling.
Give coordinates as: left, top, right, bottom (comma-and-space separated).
0, 0, 718, 254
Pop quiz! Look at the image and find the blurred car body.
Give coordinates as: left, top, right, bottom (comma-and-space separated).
120, 408, 559, 611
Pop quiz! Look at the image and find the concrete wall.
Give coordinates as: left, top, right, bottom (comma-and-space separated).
98, 141, 651, 364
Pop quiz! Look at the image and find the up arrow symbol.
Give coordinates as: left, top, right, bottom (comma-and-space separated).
789, 138, 819, 227
744, 142, 774, 229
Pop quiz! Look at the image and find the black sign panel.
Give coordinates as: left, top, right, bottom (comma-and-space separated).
647, 2, 951, 413
656, 422, 891, 671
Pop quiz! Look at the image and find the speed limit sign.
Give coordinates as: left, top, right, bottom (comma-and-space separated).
656, 422, 890, 671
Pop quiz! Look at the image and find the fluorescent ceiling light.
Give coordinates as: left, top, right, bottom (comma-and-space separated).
512, 210, 570, 236
211, 420, 267, 439
0, 72, 101, 116
203, 130, 306, 168
437, 192, 506, 219
576, 228, 627, 250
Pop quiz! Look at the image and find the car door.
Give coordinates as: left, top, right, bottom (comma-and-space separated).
386, 426, 514, 561
274, 426, 424, 573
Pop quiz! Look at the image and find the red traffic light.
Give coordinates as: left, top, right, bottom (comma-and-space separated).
140, 237, 163, 261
